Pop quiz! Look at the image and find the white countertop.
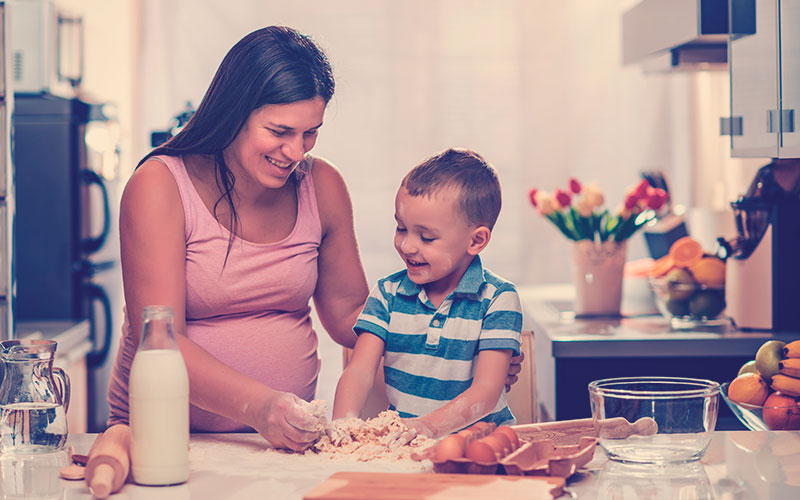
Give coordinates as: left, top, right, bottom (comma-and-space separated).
3, 431, 800, 499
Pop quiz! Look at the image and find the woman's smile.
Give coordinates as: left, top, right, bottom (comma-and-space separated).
265, 155, 293, 169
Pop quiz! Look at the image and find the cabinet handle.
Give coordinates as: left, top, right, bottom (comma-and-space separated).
785, 110, 795, 133
720, 117, 743, 136
768, 109, 795, 134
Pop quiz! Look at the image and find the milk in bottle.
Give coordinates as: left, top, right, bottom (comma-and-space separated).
129, 306, 189, 485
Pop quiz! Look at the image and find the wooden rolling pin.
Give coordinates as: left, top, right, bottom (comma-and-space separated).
85, 424, 131, 499
512, 417, 658, 445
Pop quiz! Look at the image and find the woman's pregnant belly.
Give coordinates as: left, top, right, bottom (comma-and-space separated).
186, 309, 319, 432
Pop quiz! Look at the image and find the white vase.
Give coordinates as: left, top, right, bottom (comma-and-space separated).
572, 240, 627, 317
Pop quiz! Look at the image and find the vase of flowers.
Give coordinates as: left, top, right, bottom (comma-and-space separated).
529, 178, 668, 316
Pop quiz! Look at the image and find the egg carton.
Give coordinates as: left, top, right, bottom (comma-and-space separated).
432, 437, 598, 477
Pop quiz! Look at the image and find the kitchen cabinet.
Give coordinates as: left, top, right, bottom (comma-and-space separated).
728, 0, 800, 157
0, 1, 13, 340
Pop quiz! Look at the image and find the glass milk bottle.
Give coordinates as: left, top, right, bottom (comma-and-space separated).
129, 306, 189, 485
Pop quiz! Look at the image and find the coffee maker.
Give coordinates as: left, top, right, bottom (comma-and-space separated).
718, 160, 800, 331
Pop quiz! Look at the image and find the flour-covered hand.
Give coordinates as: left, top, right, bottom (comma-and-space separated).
402, 418, 432, 440
256, 392, 324, 451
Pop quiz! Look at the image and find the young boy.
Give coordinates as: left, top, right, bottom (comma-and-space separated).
332, 148, 523, 439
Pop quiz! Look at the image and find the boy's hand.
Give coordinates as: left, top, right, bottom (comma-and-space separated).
403, 417, 434, 439
505, 351, 524, 391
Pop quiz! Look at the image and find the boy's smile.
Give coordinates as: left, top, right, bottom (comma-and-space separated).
394, 186, 483, 300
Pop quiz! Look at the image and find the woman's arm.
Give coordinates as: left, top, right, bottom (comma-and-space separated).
120, 160, 321, 450
311, 158, 370, 348
332, 333, 385, 419
406, 349, 513, 439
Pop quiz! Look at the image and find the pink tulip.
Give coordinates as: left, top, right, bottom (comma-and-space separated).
575, 196, 594, 217
554, 188, 572, 208
624, 193, 639, 210
633, 179, 650, 198
537, 192, 558, 216
528, 188, 538, 207
568, 177, 582, 194
646, 188, 668, 210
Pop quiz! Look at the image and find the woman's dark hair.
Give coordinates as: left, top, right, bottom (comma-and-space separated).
138, 26, 334, 260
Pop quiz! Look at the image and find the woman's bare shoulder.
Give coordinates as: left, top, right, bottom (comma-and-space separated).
121, 158, 183, 221
309, 156, 347, 191
309, 156, 353, 232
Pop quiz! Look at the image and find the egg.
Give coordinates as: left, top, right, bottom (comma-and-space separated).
433, 434, 466, 462
468, 421, 491, 438
456, 429, 477, 443
464, 440, 497, 463
494, 425, 520, 451
488, 431, 512, 455
480, 434, 509, 458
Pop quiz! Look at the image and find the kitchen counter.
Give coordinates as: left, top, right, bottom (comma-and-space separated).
518, 284, 800, 425
5, 431, 798, 499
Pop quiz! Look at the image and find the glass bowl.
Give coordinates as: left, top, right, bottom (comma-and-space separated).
588, 377, 720, 464
648, 276, 728, 328
720, 382, 800, 431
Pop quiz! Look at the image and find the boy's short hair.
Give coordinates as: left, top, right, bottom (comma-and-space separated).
402, 148, 502, 230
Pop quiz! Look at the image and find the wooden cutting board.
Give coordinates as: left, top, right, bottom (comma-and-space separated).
303, 472, 565, 500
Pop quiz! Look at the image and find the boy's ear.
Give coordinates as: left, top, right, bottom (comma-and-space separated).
467, 226, 491, 255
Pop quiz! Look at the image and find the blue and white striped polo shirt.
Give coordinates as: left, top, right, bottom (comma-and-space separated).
354, 255, 523, 426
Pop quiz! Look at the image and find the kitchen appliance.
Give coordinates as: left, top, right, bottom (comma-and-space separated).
8, 0, 83, 96
13, 93, 123, 431
718, 160, 800, 331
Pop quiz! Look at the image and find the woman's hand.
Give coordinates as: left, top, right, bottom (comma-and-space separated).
254, 392, 326, 452
505, 351, 524, 391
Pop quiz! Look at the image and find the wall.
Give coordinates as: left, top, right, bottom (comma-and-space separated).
133, 0, 719, 288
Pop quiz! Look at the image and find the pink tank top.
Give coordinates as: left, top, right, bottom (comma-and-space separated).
108, 155, 322, 432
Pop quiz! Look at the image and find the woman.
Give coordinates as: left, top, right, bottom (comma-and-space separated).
109, 26, 521, 451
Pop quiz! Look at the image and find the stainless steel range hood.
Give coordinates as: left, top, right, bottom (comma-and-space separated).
622, 0, 755, 72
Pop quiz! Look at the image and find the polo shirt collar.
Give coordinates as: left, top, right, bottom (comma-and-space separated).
397, 255, 486, 297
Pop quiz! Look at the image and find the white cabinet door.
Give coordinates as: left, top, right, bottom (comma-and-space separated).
780, 0, 800, 156
730, 0, 779, 157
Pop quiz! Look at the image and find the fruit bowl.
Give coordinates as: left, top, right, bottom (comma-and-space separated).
648, 276, 728, 328
721, 382, 800, 431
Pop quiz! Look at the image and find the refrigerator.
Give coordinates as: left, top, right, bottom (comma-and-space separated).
13, 93, 123, 432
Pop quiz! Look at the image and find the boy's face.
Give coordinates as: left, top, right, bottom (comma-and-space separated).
394, 186, 483, 294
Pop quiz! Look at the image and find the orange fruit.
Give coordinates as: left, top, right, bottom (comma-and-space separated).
763, 392, 800, 430
728, 372, 769, 406
649, 255, 676, 277
689, 257, 726, 287
669, 237, 704, 268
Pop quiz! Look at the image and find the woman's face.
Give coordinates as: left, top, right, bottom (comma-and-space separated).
225, 97, 326, 190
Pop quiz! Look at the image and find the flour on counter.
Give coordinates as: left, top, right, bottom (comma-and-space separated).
312, 410, 434, 462
188, 433, 432, 477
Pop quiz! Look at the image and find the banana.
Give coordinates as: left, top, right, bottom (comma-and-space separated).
783, 340, 800, 359
780, 358, 800, 378
771, 374, 800, 398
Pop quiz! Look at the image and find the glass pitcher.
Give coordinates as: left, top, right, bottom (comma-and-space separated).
0, 340, 70, 454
